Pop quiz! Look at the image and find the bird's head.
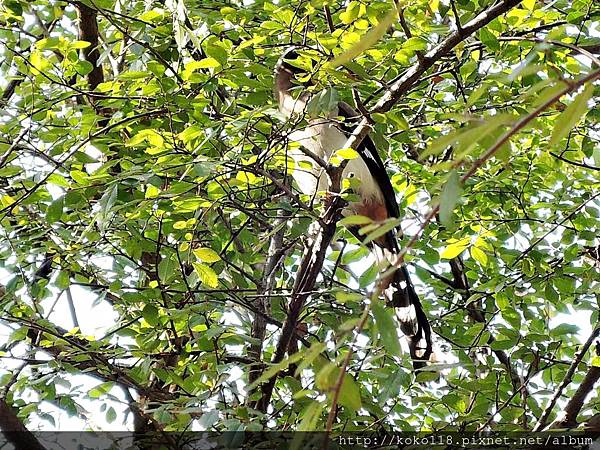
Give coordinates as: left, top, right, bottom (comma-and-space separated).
274, 46, 316, 116
275, 46, 311, 83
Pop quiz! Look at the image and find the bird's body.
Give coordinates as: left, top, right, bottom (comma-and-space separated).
274, 47, 432, 367
287, 109, 385, 210
275, 72, 378, 206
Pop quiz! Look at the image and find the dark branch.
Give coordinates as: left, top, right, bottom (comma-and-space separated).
535, 325, 600, 431
75, 2, 105, 90
0, 399, 47, 450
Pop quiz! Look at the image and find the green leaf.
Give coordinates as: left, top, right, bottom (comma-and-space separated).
490, 337, 514, 351
193, 262, 219, 288
198, 410, 219, 429
466, 85, 488, 107
544, 282, 559, 303
402, 37, 427, 52
549, 83, 594, 147
315, 360, 362, 411
479, 28, 500, 51
339, 215, 373, 226
552, 323, 579, 335
105, 406, 117, 423
295, 401, 323, 435
387, 111, 409, 130
249, 352, 305, 389
359, 264, 378, 288
55, 271, 70, 290
37, 37, 60, 50
88, 382, 114, 399
320, 87, 340, 112
337, 372, 362, 411
362, 218, 401, 244
306, 87, 340, 116
46, 196, 64, 224
340, 247, 369, 265
471, 246, 488, 266
294, 342, 327, 375
142, 304, 159, 327
158, 256, 177, 283
439, 170, 462, 227
372, 299, 401, 357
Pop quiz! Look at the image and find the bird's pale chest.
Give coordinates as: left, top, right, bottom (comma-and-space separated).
287, 115, 383, 206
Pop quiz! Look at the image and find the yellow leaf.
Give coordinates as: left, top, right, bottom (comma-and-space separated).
327, 7, 398, 69
173, 220, 187, 230
71, 40, 91, 49
194, 57, 220, 69
335, 147, 359, 160
193, 247, 221, 263
441, 237, 470, 259
475, 236, 493, 251
145, 185, 159, 199
0, 195, 15, 208
236, 171, 257, 184
193, 262, 219, 288
470, 246, 488, 266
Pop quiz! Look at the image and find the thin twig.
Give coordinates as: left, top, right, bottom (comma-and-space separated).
324, 299, 373, 442
323, 6, 335, 33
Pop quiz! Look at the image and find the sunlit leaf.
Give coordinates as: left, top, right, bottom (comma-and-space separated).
193, 263, 219, 288
439, 170, 462, 227
549, 83, 594, 147
193, 247, 221, 263
372, 299, 401, 357
441, 237, 470, 259
327, 8, 398, 69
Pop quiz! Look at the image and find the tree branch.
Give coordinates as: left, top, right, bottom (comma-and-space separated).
257, 184, 345, 412
0, 399, 47, 450
549, 348, 600, 429
75, 2, 105, 90
248, 208, 290, 394
534, 325, 600, 431
341, 0, 525, 155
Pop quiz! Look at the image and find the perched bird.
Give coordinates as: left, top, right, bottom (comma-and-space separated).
274, 47, 432, 368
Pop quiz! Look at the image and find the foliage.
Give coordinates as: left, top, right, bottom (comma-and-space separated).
0, 0, 599, 436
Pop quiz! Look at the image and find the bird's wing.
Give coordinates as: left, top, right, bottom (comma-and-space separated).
336, 101, 401, 222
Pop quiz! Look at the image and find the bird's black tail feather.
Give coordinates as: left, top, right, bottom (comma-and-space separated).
353, 227, 433, 370
389, 265, 433, 370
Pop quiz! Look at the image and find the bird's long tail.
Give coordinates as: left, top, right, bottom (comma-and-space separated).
375, 246, 433, 370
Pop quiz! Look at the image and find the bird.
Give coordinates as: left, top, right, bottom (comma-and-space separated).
273, 46, 432, 368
